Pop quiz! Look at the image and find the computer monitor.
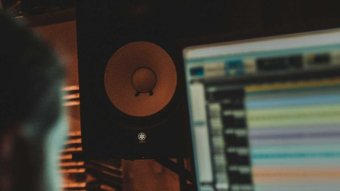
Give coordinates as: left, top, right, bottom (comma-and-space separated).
183, 29, 340, 191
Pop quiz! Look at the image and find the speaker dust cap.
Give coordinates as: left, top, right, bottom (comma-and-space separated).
104, 41, 177, 117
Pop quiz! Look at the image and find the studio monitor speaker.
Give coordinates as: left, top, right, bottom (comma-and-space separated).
76, 0, 230, 159
76, 0, 229, 159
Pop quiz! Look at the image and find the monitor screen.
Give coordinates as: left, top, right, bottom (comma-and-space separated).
183, 29, 340, 191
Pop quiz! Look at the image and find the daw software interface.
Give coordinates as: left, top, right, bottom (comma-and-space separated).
183, 29, 340, 191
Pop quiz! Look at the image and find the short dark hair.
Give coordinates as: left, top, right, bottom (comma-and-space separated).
0, 11, 65, 135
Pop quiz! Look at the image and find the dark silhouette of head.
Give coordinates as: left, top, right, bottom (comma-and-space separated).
0, 10, 66, 191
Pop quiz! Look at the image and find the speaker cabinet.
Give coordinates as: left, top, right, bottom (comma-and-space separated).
76, 0, 231, 159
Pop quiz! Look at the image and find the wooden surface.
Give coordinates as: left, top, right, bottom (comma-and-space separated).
32, 20, 79, 86
123, 160, 179, 191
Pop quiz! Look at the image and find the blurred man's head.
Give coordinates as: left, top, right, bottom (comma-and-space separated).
0, 11, 66, 191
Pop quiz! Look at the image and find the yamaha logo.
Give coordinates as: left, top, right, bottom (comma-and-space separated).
137, 132, 147, 143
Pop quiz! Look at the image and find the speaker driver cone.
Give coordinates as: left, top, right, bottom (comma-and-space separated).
104, 41, 177, 117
